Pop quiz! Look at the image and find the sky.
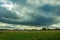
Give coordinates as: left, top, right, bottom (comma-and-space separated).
0, 0, 60, 29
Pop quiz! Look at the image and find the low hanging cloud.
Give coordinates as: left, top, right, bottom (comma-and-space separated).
0, 6, 54, 26
0, 0, 60, 27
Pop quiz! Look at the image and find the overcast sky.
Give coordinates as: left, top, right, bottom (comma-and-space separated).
0, 0, 60, 29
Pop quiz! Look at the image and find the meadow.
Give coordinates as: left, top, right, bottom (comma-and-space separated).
0, 30, 60, 40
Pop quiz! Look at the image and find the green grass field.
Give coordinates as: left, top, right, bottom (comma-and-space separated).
0, 30, 60, 40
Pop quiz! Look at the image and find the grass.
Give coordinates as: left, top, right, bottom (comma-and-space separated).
0, 30, 60, 40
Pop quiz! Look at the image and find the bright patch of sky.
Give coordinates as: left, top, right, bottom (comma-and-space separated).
0, 0, 14, 10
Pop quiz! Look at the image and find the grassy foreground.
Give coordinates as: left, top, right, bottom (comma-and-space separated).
0, 30, 60, 40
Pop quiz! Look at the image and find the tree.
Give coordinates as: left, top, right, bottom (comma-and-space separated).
42, 28, 46, 30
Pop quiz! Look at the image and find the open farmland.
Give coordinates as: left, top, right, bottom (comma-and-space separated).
0, 30, 60, 40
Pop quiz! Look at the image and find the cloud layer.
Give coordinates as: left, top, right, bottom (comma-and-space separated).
0, 0, 60, 28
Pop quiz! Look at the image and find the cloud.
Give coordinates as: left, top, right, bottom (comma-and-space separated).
8, 0, 27, 5
0, 22, 14, 29
15, 25, 42, 30
0, 7, 19, 19
0, 7, 54, 26
50, 23, 60, 29
0, 0, 60, 28
38, 4, 60, 16
0, 22, 42, 30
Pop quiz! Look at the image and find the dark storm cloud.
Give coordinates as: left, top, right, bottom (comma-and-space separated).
0, 10, 54, 26
0, 7, 19, 19
54, 6, 60, 16
21, 16, 54, 26
0, 0, 60, 27
38, 4, 60, 16
0, 16, 54, 26
39, 4, 55, 12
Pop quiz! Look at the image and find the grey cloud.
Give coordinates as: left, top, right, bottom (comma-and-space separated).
38, 4, 60, 16
0, 0, 60, 27
0, 7, 19, 19
0, 26, 13, 28
8, 0, 27, 5
0, 11, 54, 26
39, 4, 55, 12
